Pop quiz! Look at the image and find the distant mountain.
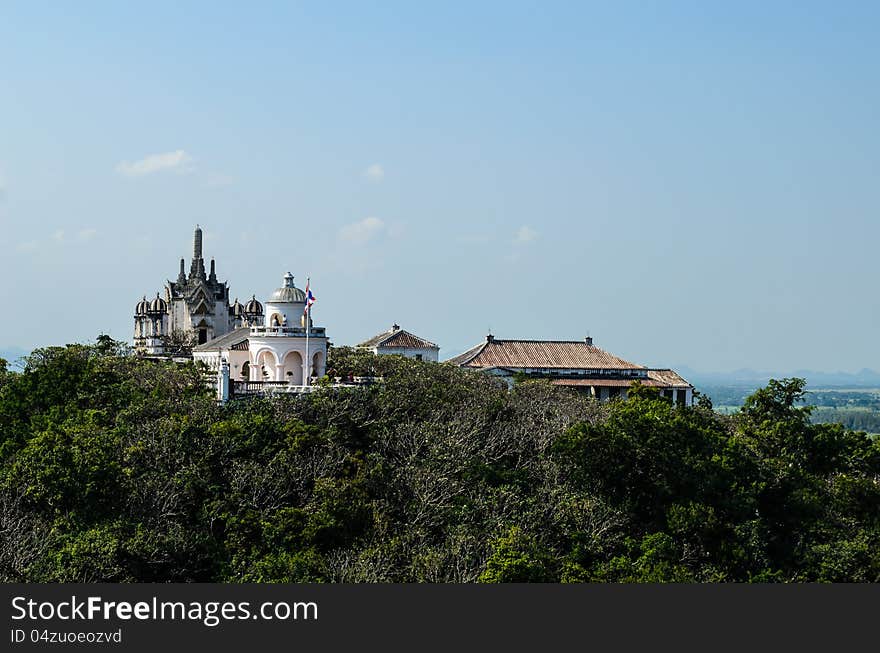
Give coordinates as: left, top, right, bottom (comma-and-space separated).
674, 365, 880, 388
791, 368, 880, 387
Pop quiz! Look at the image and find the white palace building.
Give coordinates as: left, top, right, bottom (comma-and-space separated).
134, 228, 328, 400
135, 227, 692, 404
133, 226, 264, 354
189, 272, 328, 400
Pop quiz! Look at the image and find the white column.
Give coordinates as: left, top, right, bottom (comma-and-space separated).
218, 359, 230, 403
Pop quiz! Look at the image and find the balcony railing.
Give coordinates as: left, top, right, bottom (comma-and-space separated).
231, 377, 380, 396
249, 326, 326, 338
232, 381, 319, 395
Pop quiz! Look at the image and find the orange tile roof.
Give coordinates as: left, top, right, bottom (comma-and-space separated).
447, 338, 644, 370
646, 369, 692, 388
359, 326, 438, 350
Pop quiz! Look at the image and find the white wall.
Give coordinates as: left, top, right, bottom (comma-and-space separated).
249, 335, 328, 383
374, 346, 439, 362
265, 300, 306, 328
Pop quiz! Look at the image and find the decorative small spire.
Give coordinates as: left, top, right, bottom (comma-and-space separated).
283, 271, 295, 288
209, 257, 217, 283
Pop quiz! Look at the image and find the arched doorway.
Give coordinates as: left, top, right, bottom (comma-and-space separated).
282, 351, 304, 385
255, 350, 277, 381
311, 350, 325, 380
196, 319, 209, 344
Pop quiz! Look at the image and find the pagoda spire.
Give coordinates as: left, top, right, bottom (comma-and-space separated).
193, 224, 202, 259
189, 225, 205, 280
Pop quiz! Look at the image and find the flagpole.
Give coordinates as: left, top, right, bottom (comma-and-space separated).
304, 276, 310, 387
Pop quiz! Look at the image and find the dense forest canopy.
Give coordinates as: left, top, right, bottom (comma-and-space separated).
0, 338, 878, 582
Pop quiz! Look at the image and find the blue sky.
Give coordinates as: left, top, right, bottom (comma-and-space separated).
1, 2, 878, 372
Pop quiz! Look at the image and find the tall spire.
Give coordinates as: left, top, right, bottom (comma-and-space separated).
193, 224, 202, 260
190, 225, 205, 280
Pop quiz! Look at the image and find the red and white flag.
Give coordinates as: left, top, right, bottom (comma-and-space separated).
303, 280, 316, 314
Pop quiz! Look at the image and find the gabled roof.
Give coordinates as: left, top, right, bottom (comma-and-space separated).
192, 327, 251, 352
359, 326, 438, 350
551, 369, 692, 389
446, 338, 643, 370
645, 369, 692, 388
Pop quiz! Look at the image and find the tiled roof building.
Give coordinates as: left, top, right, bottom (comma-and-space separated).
359, 324, 439, 362
448, 335, 693, 405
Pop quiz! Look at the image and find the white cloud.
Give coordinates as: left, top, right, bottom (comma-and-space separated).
363, 163, 385, 182
515, 225, 538, 243
15, 228, 96, 254
116, 150, 194, 177
339, 216, 386, 243
16, 241, 38, 253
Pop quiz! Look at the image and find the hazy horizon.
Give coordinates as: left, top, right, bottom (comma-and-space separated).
3, 3, 878, 372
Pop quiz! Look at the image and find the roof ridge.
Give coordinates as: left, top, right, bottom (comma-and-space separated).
358, 326, 439, 349
380, 328, 439, 348
373, 329, 398, 347
451, 338, 644, 370
490, 338, 601, 344
445, 340, 488, 366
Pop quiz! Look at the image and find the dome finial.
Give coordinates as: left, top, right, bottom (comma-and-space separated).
268, 273, 306, 303
245, 295, 263, 316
